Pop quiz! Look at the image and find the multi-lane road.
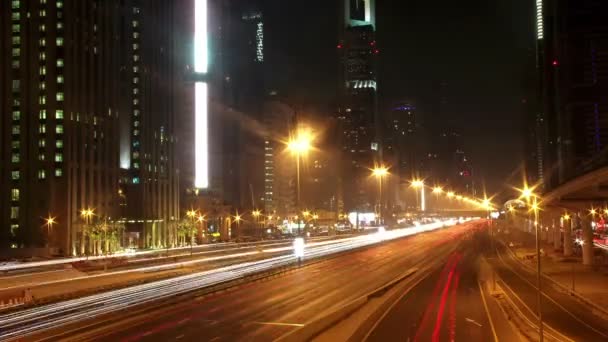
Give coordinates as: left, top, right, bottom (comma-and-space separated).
3, 219, 606, 341
1, 220, 475, 341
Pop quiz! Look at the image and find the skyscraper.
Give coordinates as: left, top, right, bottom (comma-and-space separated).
337, 0, 379, 212
538, 0, 608, 190
0, 0, 179, 255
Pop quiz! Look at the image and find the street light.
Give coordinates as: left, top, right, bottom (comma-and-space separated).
287, 128, 314, 213
186, 209, 198, 255
446, 191, 455, 198
528, 196, 544, 341
44, 215, 56, 248
252, 210, 261, 236
410, 179, 425, 211
372, 166, 389, 224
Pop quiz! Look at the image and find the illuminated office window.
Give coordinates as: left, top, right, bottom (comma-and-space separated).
12, 0, 19, 9
39, 110, 47, 119
57, 75, 64, 83
12, 111, 20, 120
56, 92, 64, 101
56, 125, 64, 134
38, 170, 46, 179
12, 12, 20, 21
57, 22, 63, 30
56, 140, 63, 148
56, 37, 63, 46
54, 153, 63, 162
40, 82, 46, 90
12, 36, 20, 45
11, 189, 20, 201
12, 141, 20, 149
39, 10, 46, 17
39, 124, 46, 134
56, 110, 64, 119
12, 48, 20, 57
39, 154, 45, 161
56, 59, 64, 67
10, 207, 19, 219
55, 169, 63, 177
12, 126, 20, 135
39, 139, 46, 147
11, 154, 19, 163
11, 171, 20, 180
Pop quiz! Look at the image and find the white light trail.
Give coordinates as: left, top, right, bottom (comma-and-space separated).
0, 219, 473, 340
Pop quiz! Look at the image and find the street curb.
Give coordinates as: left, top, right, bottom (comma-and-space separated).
275, 268, 419, 342
497, 238, 608, 320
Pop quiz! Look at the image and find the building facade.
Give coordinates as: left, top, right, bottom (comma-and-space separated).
538, 0, 608, 190
0, 0, 179, 255
337, 0, 380, 212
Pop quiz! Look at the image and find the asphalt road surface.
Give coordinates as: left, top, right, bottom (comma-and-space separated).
488, 243, 608, 341
365, 238, 495, 342
32, 223, 480, 341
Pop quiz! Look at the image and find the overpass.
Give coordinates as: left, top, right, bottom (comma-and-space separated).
522, 165, 608, 266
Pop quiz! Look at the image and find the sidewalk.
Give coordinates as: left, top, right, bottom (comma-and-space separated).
497, 223, 608, 313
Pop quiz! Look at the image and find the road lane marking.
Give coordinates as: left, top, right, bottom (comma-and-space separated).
477, 281, 498, 342
251, 321, 304, 327
465, 317, 482, 327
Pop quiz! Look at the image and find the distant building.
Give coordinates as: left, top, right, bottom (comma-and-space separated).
337, 0, 380, 212
262, 99, 296, 217
0, 0, 179, 255
538, 0, 608, 190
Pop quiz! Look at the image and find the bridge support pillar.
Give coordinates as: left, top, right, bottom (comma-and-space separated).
546, 217, 554, 244
553, 215, 562, 250
563, 216, 574, 257
581, 215, 594, 266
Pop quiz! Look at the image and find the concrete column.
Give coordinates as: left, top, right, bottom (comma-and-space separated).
554, 215, 562, 250
563, 216, 574, 257
582, 215, 594, 266
546, 216, 554, 244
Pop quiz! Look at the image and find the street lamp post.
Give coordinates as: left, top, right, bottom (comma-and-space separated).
530, 198, 543, 341
252, 210, 261, 237
411, 179, 425, 212
372, 166, 389, 225
287, 128, 313, 226
44, 216, 56, 249
186, 210, 197, 255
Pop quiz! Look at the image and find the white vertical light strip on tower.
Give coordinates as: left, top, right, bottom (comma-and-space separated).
536, 0, 544, 40
194, 0, 208, 188
194, 83, 209, 188
256, 21, 264, 62
194, 0, 208, 73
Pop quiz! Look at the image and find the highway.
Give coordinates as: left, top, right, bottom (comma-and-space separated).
0, 220, 469, 341
488, 243, 608, 341
365, 237, 496, 341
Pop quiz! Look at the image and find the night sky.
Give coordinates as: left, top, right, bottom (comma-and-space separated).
262, 0, 534, 195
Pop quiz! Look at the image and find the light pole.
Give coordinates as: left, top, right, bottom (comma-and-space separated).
186, 209, 197, 255
529, 196, 544, 341
411, 179, 425, 212
432, 186, 443, 212
233, 213, 242, 238
287, 128, 313, 219
44, 215, 56, 248
372, 166, 389, 225
252, 210, 261, 236
80, 208, 94, 257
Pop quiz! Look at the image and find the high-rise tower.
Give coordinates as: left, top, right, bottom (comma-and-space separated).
337, 0, 379, 213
